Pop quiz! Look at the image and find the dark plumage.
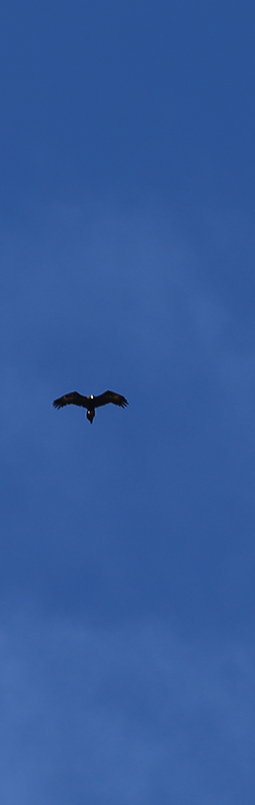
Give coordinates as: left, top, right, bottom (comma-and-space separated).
52, 389, 128, 424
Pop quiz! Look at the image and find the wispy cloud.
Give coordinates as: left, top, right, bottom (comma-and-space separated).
0, 611, 254, 804
1, 199, 255, 802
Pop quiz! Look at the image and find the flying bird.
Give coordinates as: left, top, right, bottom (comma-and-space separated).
53, 389, 128, 424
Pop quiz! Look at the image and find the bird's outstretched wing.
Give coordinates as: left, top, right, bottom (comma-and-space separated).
53, 391, 89, 410
93, 390, 128, 408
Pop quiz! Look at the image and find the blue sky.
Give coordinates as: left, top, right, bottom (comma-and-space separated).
1, 1, 255, 802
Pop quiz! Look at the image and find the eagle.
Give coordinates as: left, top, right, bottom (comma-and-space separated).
53, 389, 128, 424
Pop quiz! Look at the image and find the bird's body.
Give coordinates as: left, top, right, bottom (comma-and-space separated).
53, 389, 128, 424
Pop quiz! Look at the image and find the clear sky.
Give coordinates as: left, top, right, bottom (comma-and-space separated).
1, 1, 255, 802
